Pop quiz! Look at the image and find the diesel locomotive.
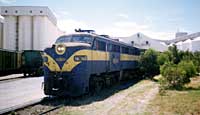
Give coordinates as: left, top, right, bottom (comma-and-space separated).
43, 29, 140, 96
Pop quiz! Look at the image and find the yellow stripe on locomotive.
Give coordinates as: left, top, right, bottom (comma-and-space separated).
43, 49, 139, 72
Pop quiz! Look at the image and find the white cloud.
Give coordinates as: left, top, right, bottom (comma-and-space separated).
57, 19, 91, 34
117, 14, 129, 19
53, 10, 70, 19
114, 21, 149, 29
57, 19, 174, 40
0, 0, 16, 4
96, 21, 174, 40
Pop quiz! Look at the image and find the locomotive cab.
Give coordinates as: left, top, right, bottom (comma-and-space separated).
43, 33, 94, 96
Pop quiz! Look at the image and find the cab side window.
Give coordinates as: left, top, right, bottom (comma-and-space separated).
95, 39, 106, 51
111, 44, 120, 53
122, 47, 129, 54
129, 48, 135, 55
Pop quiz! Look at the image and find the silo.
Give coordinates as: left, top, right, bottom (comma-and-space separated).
3, 16, 17, 50
33, 16, 45, 50
1, 6, 64, 51
42, 16, 62, 49
18, 16, 33, 50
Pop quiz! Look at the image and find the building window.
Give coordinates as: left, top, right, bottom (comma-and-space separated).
40, 11, 43, 13
30, 10, 32, 13
146, 41, 149, 45
15, 10, 18, 13
131, 41, 134, 45
5, 10, 8, 13
137, 33, 140, 38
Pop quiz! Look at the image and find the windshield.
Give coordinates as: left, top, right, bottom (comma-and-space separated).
56, 35, 93, 44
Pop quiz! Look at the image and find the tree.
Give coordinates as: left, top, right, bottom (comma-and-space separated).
140, 49, 159, 77
160, 62, 186, 89
160, 60, 197, 91
168, 45, 180, 64
157, 52, 170, 65
193, 51, 200, 73
178, 60, 197, 83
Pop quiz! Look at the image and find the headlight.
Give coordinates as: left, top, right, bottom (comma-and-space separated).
56, 44, 66, 55
74, 55, 87, 61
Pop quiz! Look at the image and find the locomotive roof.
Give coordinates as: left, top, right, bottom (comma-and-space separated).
61, 32, 135, 48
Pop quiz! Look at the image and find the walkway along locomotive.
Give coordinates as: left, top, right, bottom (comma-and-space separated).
43, 29, 140, 96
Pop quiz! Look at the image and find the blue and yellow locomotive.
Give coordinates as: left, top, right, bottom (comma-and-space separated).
43, 29, 140, 96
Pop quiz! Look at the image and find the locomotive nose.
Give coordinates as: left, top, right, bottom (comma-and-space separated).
55, 44, 66, 55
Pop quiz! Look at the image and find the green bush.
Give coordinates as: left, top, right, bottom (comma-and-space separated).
168, 45, 180, 64
160, 62, 187, 89
178, 60, 197, 83
193, 51, 200, 73
140, 49, 159, 78
157, 52, 170, 65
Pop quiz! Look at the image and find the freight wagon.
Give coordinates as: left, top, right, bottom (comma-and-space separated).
0, 49, 21, 76
0, 49, 44, 77
21, 50, 44, 77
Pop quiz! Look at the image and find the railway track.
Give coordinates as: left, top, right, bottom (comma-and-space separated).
3, 96, 72, 115
1, 98, 43, 115
3, 79, 141, 115
37, 96, 71, 115
38, 104, 64, 115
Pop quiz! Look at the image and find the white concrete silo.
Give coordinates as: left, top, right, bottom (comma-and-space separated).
3, 15, 17, 50
33, 15, 45, 50
0, 6, 64, 51
18, 16, 33, 50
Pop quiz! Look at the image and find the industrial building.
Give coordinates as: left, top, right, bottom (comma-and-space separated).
121, 32, 200, 52
0, 6, 64, 51
120, 33, 168, 52
167, 32, 200, 52
0, 15, 3, 49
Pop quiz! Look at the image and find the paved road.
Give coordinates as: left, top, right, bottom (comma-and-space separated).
0, 77, 45, 114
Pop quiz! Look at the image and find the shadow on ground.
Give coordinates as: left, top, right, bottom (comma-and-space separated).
41, 78, 142, 107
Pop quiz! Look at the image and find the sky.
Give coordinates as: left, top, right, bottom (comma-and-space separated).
0, 0, 200, 40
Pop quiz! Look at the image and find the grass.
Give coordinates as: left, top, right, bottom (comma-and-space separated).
147, 76, 200, 115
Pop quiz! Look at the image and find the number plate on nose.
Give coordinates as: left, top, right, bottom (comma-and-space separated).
56, 58, 65, 62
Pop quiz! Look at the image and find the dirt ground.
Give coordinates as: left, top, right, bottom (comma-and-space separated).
51, 80, 159, 115
14, 79, 158, 115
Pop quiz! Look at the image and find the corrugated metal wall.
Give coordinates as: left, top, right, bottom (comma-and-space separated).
0, 22, 3, 48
